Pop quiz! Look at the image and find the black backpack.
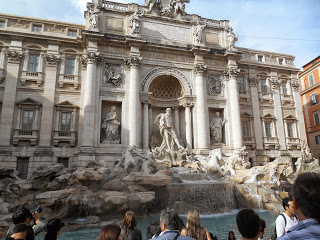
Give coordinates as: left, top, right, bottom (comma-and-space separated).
273, 213, 298, 238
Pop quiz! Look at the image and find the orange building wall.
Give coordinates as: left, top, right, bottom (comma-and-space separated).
299, 57, 320, 159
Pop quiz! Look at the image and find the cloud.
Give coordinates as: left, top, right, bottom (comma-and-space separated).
70, 0, 88, 13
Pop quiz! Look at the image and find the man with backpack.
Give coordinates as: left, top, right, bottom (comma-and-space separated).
275, 196, 298, 237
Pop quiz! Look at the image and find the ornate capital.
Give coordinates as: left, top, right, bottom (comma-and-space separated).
194, 64, 207, 75
270, 77, 280, 89
123, 56, 142, 68
81, 57, 88, 70
6, 50, 23, 64
85, 51, 101, 64
223, 67, 240, 80
291, 80, 300, 91
44, 54, 60, 68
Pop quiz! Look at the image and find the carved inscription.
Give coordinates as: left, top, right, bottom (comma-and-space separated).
142, 21, 191, 42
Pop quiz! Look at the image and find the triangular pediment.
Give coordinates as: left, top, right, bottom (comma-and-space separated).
262, 113, 275, 119
56, 100, 78, 108
16, 98, 42, 106
241, 112, 252, 118
284, 114, 296, 120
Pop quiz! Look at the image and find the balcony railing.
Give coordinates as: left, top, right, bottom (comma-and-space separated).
58, 74, 79, 89
12, 129, 39, 146
20, 71, 44, 86
53, 130, 77, 147
263, 137, 279, 149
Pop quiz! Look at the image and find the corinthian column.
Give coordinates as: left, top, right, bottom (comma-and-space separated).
82, 51, 101, 146
224, 66, 243, 149
184, 102, 193, 151
142, 100, 149, 151
124, 56, 142, 147
194, 64, 210, 150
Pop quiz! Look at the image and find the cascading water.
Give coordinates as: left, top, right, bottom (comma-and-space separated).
243, 185, 263, 209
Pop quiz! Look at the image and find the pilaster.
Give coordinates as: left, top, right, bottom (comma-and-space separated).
248, 70, 264, 150
0, 49, 23, 145
270, 72, 286, 149
38, 52, 60, 146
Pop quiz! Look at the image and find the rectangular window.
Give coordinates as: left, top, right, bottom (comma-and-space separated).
315, 135, 320, 144
61, 112, 72, 131
258, 55, 263, 62
58, 157, 69, 168
22, 110, 34, 130
279, 58, 284, 65
309, 74, 315, 87
65, 58, 75, 75
16, 157, 29, 179
28, 55, 39, 72
287, 122, 294, 138
265, 122, 272, 137
314, 112, 320, 126
260, 79, 268, 93
0, 21, 5, 28
238, 77, 246, 91
310, 93, 319, 106
282, 82, 288, 95
32, 25, 42, 32
68, 30, 77, 37
242, 120, 251, 137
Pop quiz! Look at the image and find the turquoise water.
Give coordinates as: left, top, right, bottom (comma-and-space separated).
3, 210, 278, 240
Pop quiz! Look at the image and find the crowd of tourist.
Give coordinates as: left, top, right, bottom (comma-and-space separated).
3, 172, 320, 240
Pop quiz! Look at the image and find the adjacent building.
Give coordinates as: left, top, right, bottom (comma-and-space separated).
299, 56, 320, 159
0, 0, 306, 178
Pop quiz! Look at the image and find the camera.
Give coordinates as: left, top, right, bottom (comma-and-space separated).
30, 205, 42, 216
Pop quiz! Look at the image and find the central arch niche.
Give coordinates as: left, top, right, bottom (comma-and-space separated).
149, 75, 185, 100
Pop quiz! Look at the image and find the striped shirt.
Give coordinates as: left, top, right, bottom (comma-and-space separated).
277, 218, 320, 240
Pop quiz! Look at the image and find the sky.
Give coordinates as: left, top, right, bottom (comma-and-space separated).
0, 0, 319, 69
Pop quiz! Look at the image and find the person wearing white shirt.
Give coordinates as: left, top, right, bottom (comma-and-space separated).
275, 196, 298, 237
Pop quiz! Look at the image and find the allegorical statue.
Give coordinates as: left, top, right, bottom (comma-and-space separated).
102, 106, 120, 142
152, 108, 187, 167
193, 22, 205, 45
87, 3, 99, 29
129, 9, 143, 35
210, 112, 226, 144
145, 0, 158, 13
158, 108, 184, 151
227, 27, 237, 50
170, 0, 190, 16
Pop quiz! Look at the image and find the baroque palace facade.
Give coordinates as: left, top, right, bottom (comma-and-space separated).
0, 0, 306, 178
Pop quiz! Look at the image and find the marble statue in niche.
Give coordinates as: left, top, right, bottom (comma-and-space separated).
227, 27, 237, 50
152, 108, 187, 167
193, 22, 205, 45
129, 9, 144, 35
210, 112, 226, 144
103, 64, 122, 87
101, 106, 120, 143
208, 76, 223, 95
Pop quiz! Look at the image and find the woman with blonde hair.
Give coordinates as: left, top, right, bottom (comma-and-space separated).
181, 210, 212, 240
121, 211, 142, 240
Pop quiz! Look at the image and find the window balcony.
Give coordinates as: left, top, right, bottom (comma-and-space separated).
58, 74, 79, 90
20, 71, 44, 87
263, 137, 280, 150
243, 136, 256, 149
53, 130, 77, 147
286, 137, 300, 150
12, 129, 39, 146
